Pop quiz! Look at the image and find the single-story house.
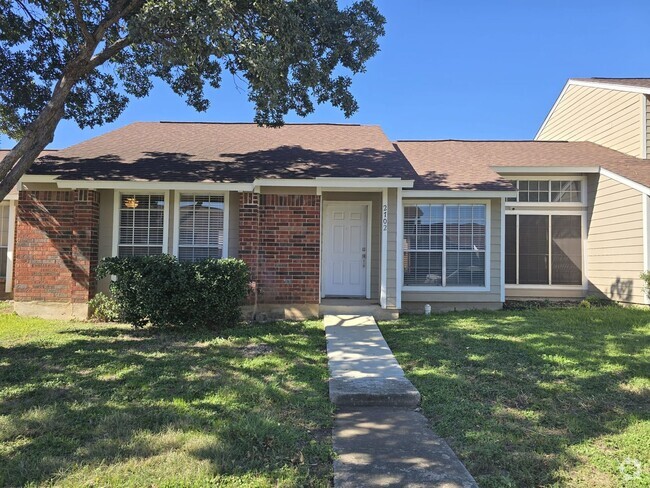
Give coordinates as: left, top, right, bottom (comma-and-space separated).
4, 77, 650, 320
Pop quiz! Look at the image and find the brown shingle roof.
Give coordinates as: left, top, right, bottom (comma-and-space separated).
394, 140, 646, 191
572, 78, 650, 90
30, 122, 415, 182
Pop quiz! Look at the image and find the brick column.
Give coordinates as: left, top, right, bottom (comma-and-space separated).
238, 192, 320, 304
13, 189, 100, 318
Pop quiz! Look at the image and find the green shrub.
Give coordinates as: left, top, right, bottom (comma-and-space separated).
583, 295, 615, 307
96, 255, 250, 329
641, 271, 650, 299
88, 292, 122, 322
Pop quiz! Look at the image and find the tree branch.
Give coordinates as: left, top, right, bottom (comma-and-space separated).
89, 35, 134, 68
71, 0, 95, 44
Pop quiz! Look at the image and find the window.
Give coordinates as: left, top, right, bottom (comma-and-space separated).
505, 214, 582, 285
506, 179, 582, 203
118, 194, 165, 257
0, 205, 9, 278
403, 204, 487, 287
177, 194, 225, 262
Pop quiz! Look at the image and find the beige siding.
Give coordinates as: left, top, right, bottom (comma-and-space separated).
401, 198, 502, 305
587, 174, 646, 304
646, 95, 650, 158
322, 191, 381, 300
228, 191, 239, 258
96, 189, 115, 295
386, 188, 398, 308
537, 84, 644, 157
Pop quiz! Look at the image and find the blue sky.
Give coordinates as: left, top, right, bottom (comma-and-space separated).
6, 0, 650, 149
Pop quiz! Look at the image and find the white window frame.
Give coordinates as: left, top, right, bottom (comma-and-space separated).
172, 191, 229, 259
0, 201, 15, 288
505, 176, 587, 207
402, 199, 491, 292
504, 208, 588, 290
112, 191, 170, 257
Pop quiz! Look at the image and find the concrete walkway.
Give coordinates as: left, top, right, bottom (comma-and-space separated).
325, 315, 477, 488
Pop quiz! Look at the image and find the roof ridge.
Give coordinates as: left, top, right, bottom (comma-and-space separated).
157, 121, 365, 126
394, 139, 573, 143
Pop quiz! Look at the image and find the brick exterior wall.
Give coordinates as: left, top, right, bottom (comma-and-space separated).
239, 192, 320, 304
14, 190, 100, 304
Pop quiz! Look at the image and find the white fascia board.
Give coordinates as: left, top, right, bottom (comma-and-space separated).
492, 166, 600, 174
20, 175, 58, 183
403, 190, 517, 198
568, 79, 650, 95
255, 177, 414, 189
54, 180, 255, 191
600, 168, 650, 196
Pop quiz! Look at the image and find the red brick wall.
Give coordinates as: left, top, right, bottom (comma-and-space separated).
239, 192, 320, 304
14, 190, 100, 303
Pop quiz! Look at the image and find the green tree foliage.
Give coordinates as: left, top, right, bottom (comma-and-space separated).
0, 0, 385, 198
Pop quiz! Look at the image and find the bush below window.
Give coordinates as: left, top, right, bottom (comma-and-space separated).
97, 255, 250, 329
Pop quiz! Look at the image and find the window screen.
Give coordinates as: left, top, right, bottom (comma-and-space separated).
404, 204, 486, 287
178, 194, 225, 262
504, 213, 582, 286
518, 215, 549, 284
0, 205, 9, 277
118, 194, 165, 257
505, 215, 517, 284
551, 215, 582, 284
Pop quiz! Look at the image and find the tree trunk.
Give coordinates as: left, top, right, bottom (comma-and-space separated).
0, 46, 100, 201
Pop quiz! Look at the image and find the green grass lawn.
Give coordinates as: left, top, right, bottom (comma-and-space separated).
0, 310, 332, 487
380, 307, 650, 488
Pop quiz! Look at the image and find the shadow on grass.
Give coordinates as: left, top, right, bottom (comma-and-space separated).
0, 320, 332, 487
380, 307, 650, 487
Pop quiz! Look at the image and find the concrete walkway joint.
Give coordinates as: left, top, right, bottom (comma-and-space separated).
325, 315, 478, 487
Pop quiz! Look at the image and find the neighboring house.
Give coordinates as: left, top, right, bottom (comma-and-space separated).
4, 77, 650, 320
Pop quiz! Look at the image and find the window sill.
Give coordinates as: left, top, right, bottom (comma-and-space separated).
403, 285, 490, 293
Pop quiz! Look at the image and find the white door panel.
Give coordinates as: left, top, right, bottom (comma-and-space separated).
323, 204, 368, 297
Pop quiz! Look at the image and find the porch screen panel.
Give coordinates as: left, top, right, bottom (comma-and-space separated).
0, 205, 9, 277
118, 194, 165, 257
518, 215, 549, 284
551, 215, 582, 285
178, 194, 224, 262
505, 215, 517, 284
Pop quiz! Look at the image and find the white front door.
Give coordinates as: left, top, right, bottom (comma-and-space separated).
323, 204, 369, 297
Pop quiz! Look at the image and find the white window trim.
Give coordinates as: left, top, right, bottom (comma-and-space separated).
402, 199, 491, 292
112, 190, 170, 257
504, 208, 588, 290
0, 201, 16, 291
504, 176, 587, 207
172, 191, 229, 260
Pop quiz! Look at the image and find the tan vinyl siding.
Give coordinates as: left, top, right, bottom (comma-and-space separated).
587, 174, 646, 304
506, 288, 585, 299
401, 197, 502, 305
96, 189, 114, 295
646, 95, 650, 158
321, 191, 381, 300
386, 188, 398, 308
537, 84, 644, 157
227, 191, 239, 258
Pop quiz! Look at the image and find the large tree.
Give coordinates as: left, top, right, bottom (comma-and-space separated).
0, 0, 385, 199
